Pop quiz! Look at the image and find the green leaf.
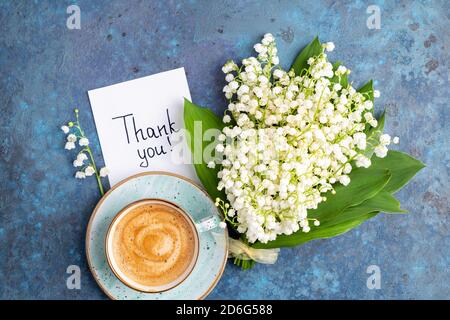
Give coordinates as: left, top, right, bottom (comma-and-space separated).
330, 61, 348, 87
370, 150, 425, 194
308, 168, 391, 223
183, 98, 225, 201
291, 36, 323, 75
353, 190, 405, 212
317, 191, 404, 229
358, 80, 374, 102
339, 191, 406, 221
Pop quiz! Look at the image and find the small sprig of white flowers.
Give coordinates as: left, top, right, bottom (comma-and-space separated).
216, 34, 398, 244
62, 109, 108, 196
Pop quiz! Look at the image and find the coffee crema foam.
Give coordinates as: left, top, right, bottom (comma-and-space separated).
111, 203, 197, 287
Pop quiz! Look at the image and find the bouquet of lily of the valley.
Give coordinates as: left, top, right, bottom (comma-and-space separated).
184, 34, 424, 269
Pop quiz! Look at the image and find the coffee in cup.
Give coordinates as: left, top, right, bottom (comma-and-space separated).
105, 199, 199, 292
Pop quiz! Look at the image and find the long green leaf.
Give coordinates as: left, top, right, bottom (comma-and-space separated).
358, 80, 374, 102
356, 190, 405, 213
308, 168, 391, 223
316, 190, 404, 230
370, 150, 425, 193
183, 98, 225, 201
337, 191, 405, 223
291, 36, 322, 75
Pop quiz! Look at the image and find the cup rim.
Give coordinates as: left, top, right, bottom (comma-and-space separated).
105, 198, 200, 293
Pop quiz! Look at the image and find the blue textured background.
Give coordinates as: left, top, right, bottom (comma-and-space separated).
0, 0, 449, 299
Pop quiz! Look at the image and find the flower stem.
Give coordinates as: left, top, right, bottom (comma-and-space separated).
74, 109, 105, 196
233, 257, 256, 270
86, 147, 105, 196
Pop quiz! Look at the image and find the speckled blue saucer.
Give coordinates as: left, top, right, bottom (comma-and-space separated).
86, 172, 228, 300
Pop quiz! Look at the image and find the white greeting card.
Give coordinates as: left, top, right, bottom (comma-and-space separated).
88, 68, 198, 186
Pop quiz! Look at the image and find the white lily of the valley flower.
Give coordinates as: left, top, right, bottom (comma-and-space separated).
65, 141, 76, 150
79, 137, 89, 146
75, 171, 86, 179
67, 134, 77, 142
324, 42, 335, 52
380, 133, 391, 145
262, 33, 274, 45
222, 60, 238, 73
61, 125, 70, 134
77, 153, 88, 162
225, 73, 234, 82
336, 65, 348, 75
374, 145, 388, 158
219, 221, 227, 229
85, 166, 95, 176
73, 159, 83, 167
99, 167, 109, 177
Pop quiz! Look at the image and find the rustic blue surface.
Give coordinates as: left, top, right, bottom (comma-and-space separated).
0, 0, 449, 299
